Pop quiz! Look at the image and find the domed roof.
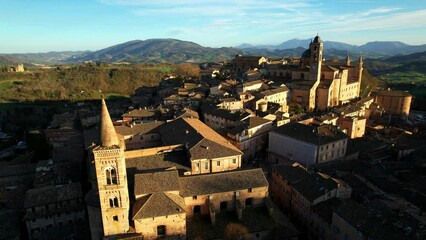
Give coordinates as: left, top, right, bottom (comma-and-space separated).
301, 49, 311, 58
313, 36, 322, 43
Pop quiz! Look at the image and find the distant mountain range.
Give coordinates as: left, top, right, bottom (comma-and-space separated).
1, 38, 426, 66
237, 38, 426, 58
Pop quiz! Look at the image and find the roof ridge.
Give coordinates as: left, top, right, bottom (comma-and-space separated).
163, 192, 185, 209
180, 168, 261, 179
133, 194, 153, 220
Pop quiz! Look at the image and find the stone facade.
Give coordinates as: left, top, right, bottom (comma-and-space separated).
375, 89, 412, 116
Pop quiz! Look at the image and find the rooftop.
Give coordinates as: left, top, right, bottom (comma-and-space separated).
179, 168, 268, 197
24, 182, 82, 208
134, 170, 180, 196
132, 192, 185, 219
272, 122, 348, 146
272, 164, 310, 185
114, 121, 164, 136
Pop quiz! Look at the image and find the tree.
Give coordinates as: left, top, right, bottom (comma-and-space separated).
223, 223, 250, 240
175, 63, 200, 78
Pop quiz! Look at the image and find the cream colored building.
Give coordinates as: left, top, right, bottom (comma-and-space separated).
269, 122, 348, 166
262, 36, 363, 111
375, 89, 412, 116
225, 116, 273, 162
87, 99, 278, 239
340, 116, 366, 139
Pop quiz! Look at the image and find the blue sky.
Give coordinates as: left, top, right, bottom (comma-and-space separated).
1, 0, 426, 53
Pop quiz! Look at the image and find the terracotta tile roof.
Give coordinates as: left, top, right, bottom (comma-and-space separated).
179, 168, 268, 197
259, 86, 289, 97
159, 118, 242, 160
114, 121, 164, 136
132, 192, 185, 219
189, 138, 241, 160
134, 171, 180, 196
122, 108, 160, 118
201, 102, 253, 121
126, 151, 190, 176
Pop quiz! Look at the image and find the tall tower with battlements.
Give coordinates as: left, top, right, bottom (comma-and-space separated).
93, 98, 130, 237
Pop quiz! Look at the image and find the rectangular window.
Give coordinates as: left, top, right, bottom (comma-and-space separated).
217, 161, 221, 167
192, 195, 197, 200
232, 159, 237, 165
248, 188, 252, 193
204, 162, 208, 170
195, 163, 200, 171
113, 216, 119, 221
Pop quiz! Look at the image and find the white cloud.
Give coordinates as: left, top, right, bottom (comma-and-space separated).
98, 0, 426, 45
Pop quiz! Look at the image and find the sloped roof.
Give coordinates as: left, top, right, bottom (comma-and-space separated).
122, 108, 160, 118
179, 168, 268, 197
24, 183, 82, 208
134, 171, 180, 196
159, 118, 242, 160
272, 164, 310, 184
292, 173, 337, 202
132, 192, 185, 219
114, 121, 164, 136
272, 122, 347, 146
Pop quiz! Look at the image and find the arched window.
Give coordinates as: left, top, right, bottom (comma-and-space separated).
106, 169, 111, 185
105, 167, 118, 185
111, 168, 117, 184
109, 197, 119, 208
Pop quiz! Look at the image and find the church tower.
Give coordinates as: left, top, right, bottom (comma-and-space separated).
356, 53, 364, 96
309, 35, 323, 83
93, 98, 130, 236
346, 51, 351, 66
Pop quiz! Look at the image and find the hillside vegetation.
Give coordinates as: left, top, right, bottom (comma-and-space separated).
0, 63, 178, 102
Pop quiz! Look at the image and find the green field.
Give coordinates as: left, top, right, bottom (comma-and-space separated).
379, 71, 426, 84
0, 80, 23, 91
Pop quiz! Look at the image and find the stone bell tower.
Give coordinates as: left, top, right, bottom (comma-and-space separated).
309, 35, 323, 83
356, 53, 364, 97
93, 98, 129, 236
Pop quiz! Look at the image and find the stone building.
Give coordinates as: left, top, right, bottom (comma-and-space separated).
233, 55, 267, 73
375, 89, 412, 116
224, 116, 273, 162
86, 99, 277, 239
24, 183, 85, 240
114, 121, 164, 150
268, 122, 348, 166
262, 36, 363, 111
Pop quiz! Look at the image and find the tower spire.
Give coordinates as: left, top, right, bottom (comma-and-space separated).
100, 97, 120, 147
346, 51, 351, 66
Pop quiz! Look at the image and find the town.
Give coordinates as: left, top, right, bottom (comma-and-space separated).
1, 36, 425, 240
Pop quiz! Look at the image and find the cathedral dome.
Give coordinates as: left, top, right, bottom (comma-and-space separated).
313, 36, 322, 43
301, 48, 311, 58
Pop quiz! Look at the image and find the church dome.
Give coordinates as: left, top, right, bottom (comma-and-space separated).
313, 36, 322, 43
301, 48, 311, 58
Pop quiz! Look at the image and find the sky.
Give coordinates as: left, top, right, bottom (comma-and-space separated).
1, 0, 426, 53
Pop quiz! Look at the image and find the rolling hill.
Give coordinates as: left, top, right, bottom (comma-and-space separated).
1, 38, 426, 66
68, 39, 243, 64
